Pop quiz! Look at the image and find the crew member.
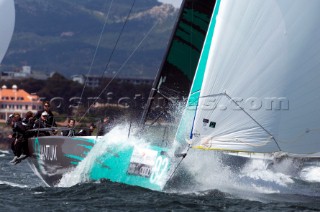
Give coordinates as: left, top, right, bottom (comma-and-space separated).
98, 117, 113, 136
35, 101, 57, 128
33, 111, 51, 136
8, 113, 28, 165
61, 118, 76, 136
77, 123, 96, 136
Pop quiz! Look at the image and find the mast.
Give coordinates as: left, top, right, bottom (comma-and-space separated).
140, 0, 217, 127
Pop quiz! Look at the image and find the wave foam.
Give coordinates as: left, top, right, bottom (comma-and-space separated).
57, 124, 151, 187
300, 166, 320, 183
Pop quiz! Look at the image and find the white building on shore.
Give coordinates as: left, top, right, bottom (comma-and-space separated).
0, 85, 42, 122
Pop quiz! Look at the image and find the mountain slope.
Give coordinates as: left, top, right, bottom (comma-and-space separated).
2, 0, 179, 78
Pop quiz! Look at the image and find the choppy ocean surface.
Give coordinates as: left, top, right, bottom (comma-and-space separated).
1, 140, 320, 211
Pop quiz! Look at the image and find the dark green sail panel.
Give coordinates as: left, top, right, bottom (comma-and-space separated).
141, 0, 217, 124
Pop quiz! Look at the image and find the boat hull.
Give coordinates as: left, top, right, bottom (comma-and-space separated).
27, 136, 96, 186
27, 136, 172, 190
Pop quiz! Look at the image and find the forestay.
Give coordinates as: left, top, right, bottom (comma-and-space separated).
188, 0, 320, 156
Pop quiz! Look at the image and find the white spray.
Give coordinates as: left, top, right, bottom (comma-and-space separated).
58, 124, 153, 187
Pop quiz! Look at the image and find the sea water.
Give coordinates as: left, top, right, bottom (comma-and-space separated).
1, 125, 320, 211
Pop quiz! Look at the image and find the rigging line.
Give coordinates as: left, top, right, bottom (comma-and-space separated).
149, 111, 166, 126
127, 119, 133, 138
138, 86, 183, 126
151, 89, 184, 106
77, 0, 135, 124
101, 0, 136, 79
162, 126, 168, 147
200, 92, 227, 98
160, 86, 184, 96
210, 92, 282, 151
77, 20, 159, 123
166, 144, 191, 185
190, 89, 201, 95
157, 90, 177, 103
75, 0, 114, 121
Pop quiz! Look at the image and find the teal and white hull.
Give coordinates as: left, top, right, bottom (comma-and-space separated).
88, 143, 171, 191
27, 136, 172, 191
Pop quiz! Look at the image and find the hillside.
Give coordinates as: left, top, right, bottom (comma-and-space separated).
1, 0, 179, 78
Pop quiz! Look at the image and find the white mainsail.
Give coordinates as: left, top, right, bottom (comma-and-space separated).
0, 0, 15, 64
186, 0, 320, 156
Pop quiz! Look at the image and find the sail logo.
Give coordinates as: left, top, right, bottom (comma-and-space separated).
40, 145, 57, 161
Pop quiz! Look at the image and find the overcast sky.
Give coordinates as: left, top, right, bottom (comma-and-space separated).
158, 0, 182, 8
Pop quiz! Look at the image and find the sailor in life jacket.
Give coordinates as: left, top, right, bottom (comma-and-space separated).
33, 111, 51, 136
35, 101, 57, 128
61, 118, 76, 136
8, 113, 28, 165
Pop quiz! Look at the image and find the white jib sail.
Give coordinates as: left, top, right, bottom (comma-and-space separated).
191, 0, 320, 155
0, 0, 15, 64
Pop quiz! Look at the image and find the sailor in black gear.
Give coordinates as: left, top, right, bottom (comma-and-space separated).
61, 118, 76, 136
76, 123, 96, 136
35, 101, 57, 128
33, 111, 51, 136
9, 113, 28, 165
